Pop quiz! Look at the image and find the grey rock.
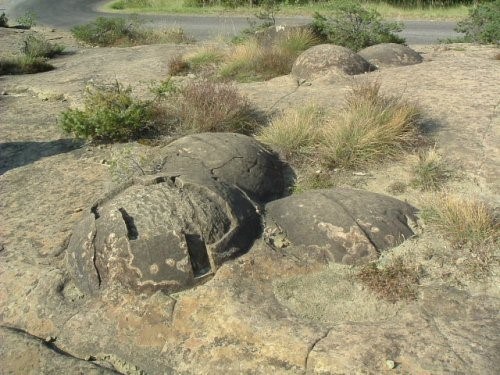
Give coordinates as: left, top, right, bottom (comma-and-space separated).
66, 175, 261, 295
291, 44, 375, 81
265, 188, 417, 264
155, 132, 286, 203
358, 43, 423, 68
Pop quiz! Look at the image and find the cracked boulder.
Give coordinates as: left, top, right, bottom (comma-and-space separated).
154, 132, 286, 203
291, 44, 375, 81
66, 175, 261, 295
265, 188, 417, 264
358, 43, 423, 68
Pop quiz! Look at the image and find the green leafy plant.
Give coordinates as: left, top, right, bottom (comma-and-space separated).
312, 1, 405, 51
455, 0, 499, 44
22, 35, 65, 58
60, 82, 152, 142
16, 10, 37, 29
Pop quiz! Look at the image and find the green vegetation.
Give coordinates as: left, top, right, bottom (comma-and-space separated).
454, 0, 499, 44
312, 1, 405, 51
411, 148, 452, 190
320, 82, 421, 169
0, 56, 54, 75
357, 257, 421, 302
105, 0, 470, 20
60, 79, 260, 142
16, 10, 37, 29
60, 82, 153, 142
421, 195, 498, 248
71, 16, 192, 46
22, 35, 65, 58
0, 12, 8, 27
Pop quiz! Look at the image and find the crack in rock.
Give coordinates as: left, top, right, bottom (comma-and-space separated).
304, 328, 331, 373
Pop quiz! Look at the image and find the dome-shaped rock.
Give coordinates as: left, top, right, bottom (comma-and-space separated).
155, 133, 286, 203
265, 188, 417, 264
291, 44, 375, 81
66, 175, 261, 295
357, 43, 423, 68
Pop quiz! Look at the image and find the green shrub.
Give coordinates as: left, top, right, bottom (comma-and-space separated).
22, 35, 65, 58
0, 12, 8, 27
312, 1, 405, 51
60, 82, 152, 142
71, 17, 192, 46
0, 56, 54, 75
455, 0, 499, 44
16, 10, 37, 29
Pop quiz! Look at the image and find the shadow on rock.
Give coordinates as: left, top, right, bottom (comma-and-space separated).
0, 139, 83, 175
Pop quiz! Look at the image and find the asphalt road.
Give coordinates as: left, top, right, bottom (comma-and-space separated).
3, 0, 460, 44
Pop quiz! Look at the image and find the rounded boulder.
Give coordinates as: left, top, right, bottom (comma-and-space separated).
357, 43, 423, 68
291, 44, 375, 81
155, 132, 286, 203
265, 188, 418, 265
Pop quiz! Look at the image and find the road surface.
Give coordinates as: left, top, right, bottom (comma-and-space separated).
2, 0, 460, 44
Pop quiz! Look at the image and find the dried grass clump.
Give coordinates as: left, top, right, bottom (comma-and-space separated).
257, 106, 324, 161
421, 194, 498, 248
155, 80, 261, 135
411, 147, 453, 191
357, 257, 421, 302
320, 82, 421, 169
168, 55, 190, 76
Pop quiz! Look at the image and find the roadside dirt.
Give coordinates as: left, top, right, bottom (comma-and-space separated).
1, 26, 499, 374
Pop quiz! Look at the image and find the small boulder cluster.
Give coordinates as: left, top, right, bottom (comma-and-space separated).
66, 133, 418, 295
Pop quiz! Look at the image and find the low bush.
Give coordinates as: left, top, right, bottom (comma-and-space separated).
454, 0, 499, 44
22, 35, 65, 58
60, 82, 153, 142
0, 56, 54, 75
411, 148, 452, 190
257, 105, 324, 161
16, 11, 36, 29
319, 82, 421, 169
312, 1, 405, 51
357, 257, 421, 302
421, 194, 498, 248
71, 17, 192, 47
0, 12, 8, 27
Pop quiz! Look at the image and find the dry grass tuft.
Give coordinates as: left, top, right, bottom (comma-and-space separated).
421, 194, 498, 248
320, 82, 421, 170
154, 80, 261, 135
411, 147, 453, 191
257, 105, 324, 161
357, 257, 421, 302
168, 55, 190, 76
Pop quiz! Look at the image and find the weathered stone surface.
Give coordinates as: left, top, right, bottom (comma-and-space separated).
66, 175, 261, 295
358, 43, 423, 68
155, 132, 286, 203
291, 44, 375, 81
0, 326, 119, 374
265, 188, 417, 264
